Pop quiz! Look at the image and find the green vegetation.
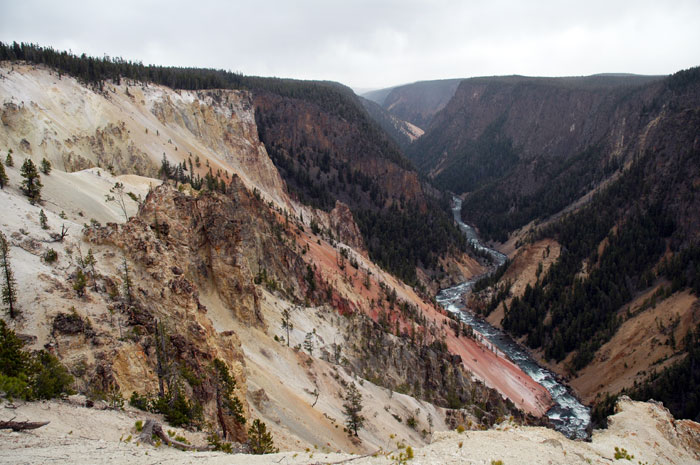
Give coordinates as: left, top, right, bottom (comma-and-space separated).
593, 324, 700, 426
460, 145, 617, 243
247, 419, 278, 454
40, 158, 52, 175
39, 209, 49, 229
0, 162, 8, 189
343, 382, 365, 436
422, 117, 519, 196
613, 446, 634, 460
19, 158, 42, 204
355, 202, 466, 285
1, 232, 18, 319
212, 358, 246, 430
42, 248, 58, 263
73, 268, 88, 296
129, 388, 203, 428
0, 320, 74, 400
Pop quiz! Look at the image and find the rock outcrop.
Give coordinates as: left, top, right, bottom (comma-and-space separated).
329, 200, 366, 253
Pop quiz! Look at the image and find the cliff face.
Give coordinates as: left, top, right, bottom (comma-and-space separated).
254, 91, 426, 211
409, 74, 664, 197
0, 64, 288, 208
430, 69, 700, 418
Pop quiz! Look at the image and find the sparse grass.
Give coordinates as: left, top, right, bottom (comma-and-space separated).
614, 446, 634, 460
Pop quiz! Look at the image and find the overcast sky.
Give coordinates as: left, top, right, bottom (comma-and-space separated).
2, 0, 699, 90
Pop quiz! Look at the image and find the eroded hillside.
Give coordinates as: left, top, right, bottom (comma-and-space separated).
0, 61, 550, 454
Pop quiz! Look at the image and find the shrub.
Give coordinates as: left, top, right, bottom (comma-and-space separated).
207, 431, 233, 453
31, 350, 74, 399
0, 321, 73, 400
0, 373, 31, 400
43, 249, 58, 263
129, 391, 150, 411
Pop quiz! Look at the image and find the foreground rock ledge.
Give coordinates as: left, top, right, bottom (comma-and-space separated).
1, 397, 698, 464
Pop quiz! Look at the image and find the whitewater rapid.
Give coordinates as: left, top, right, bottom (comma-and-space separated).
437, 198, 591, 439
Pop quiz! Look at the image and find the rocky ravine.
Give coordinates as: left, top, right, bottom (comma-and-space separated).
1, 62, 561, 456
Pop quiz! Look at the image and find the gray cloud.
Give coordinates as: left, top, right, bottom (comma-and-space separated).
1, 0, 699, 89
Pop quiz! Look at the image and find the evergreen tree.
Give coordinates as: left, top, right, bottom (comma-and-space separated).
342, 382, 365, 436
19, 158, 42, 204
39, 209, 49, 229
5, 150, 13, 167
0, 162, 8, 189
121, 256, 133, 305
40, 158, 52, 175
73, 268, 87, 297
247, 419, 278, 454
212, 358, 246, 439
83, 249, 98, 291
303, 331, 314, 356
281, 308, 293, 347
0, 232, 18, 319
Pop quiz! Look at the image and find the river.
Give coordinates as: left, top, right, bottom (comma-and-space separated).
436, 198, 591, 440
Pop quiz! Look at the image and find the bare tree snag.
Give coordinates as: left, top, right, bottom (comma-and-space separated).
0, 419, 50, 431
137, 419, 212, 451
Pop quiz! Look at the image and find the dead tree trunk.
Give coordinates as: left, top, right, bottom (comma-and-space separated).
137, 419, 211, 451
0, 419, 50, 431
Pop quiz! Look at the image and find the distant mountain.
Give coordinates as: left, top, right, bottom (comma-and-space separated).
407, 73, 667, 241
363, 78, 463, 129
359, 96, 424, 151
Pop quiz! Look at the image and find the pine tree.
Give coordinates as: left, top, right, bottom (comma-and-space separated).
19, 158, 42, 204
212, 358, 246, 439
1, 232, 19, 318
39, 209, 49, 229
5, 150, 13, 167
343, 383, 365, 436
281, 308, 293, 347
73, 268, 87, 297
248, 419, 278, 454
303, 331, 314, 356
121, 256, 133, 305
84, 249, 98, 291
40, 158, 52, 175
0, 162, 8, 189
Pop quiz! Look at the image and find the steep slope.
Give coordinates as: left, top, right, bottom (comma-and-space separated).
408, 73, 666, 242
363, 78, 463, 129
0, 57, 552, 453
462, 68, 700, 423
0, 44, 471, 288
359, 96, 423, 151
251, 85, 468, 286
0, 64, 288, 209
